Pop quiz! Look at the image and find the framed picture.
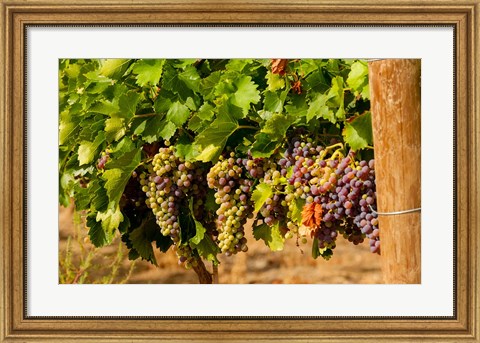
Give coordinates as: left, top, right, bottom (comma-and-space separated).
1, 0, 479, 342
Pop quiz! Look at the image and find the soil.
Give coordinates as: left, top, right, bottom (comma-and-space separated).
59, 204, 383, 284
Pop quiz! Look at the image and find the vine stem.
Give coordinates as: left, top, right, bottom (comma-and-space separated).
192, 257, 213, 284
237, 125, 258, 130
212, 263, 219, 284
133, 113, 158, 118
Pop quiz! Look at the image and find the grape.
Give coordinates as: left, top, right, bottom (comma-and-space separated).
140, 144, 209, 267
207, 153, 252, 256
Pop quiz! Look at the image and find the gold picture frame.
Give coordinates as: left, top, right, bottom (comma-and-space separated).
1, 0, 479, 341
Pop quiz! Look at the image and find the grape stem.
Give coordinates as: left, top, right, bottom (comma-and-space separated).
319, 142, 344, 160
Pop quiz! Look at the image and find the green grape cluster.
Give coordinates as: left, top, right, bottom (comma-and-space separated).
207, 153, 253, 256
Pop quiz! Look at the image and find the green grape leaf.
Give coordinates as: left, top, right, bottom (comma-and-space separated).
342, 112, 373, 151
196, 102, 215, 121
263, 91, 284, 113
59, 116, 81, 145
193, 112, 239, 162
284, 93, 308, 117
226, 59, 253, 72
253, 222, 284, 251
102, 148, 141, 207
129, 219, 158, 265
99, 59, 129, 79
162, 63, 199, 100
166, 101, 190, 127
134, 115, 176, 143
252, 182, 273, 213
290, 197, 305, 224
174, 133, 194, 161
96, 207, 124, 235
266, 71, 285, 91
199, 71, 222, 100
77, 132, 105, 166
250, 132, 280, 159
327, 76, 345, 121
346, 60, 369, 95
131, 59, 165, 87
90, 100, 119, 116
193, 235, 220, 264
86, 212, 116, 247
154, 91, 174, 113
158, 121, 177, 141
312, 237, 321, 259
186, 198, 219, 263
305, 70, 330, 93
177, 65, 201, 93
204, 188, 220, 213
307, 94, 335, 123
117, 91, 141, 120
231, 75, 260, 115
105, 117, 126, 142
261, 113, 295, 140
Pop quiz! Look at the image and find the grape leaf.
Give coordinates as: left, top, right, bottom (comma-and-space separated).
166, 101, 190, 127
177, 65, 201, 93
174, 133, 194, 161
196, 102, 215, 121
327, 76, 345, 121
131, 59, 165, 87
77, 132, 105, 166
117, 91, 141, 120
263, 91, 284, 113
342, 112, 373, 150
102, 148, 141, 207
90, 100, 119, 116
307, 94, 334, 123
192, 234, 220, 264
129, 219, 158, 264
250, 132, 280, 159
199, 71, 222, 100
266, 71, 285, 91
59, 116, 81, 145
305, 70, 330, 93
261, 113, 295, 140
86, 213, 116, 247
253, 222, 284, 251
284, 93, 308, 117
158, 121, 177, 140
133, 115, 176, 143
193, 112, 239, 162
162, 63, 199, 100
347, 60, 369, 96
231, 75, 260, 115
99, 59, 129, 79
105, 117, 126, 142
96, 207, 124, 234
290, 197, 305, 224
252, 182, 273, 212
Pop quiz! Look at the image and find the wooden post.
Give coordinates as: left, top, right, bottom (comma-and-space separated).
368, 59, 421, 284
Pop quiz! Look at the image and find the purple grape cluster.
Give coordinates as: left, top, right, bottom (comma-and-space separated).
279, 137, 380, 255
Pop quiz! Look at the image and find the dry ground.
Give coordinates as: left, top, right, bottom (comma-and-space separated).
59, 204, 382, 284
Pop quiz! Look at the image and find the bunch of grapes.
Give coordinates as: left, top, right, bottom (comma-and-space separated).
140, 144, 200, 267
275, 136, 380, 255
207, 153, 253, 256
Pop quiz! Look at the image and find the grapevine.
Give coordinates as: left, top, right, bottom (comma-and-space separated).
59, 58, 376, 283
